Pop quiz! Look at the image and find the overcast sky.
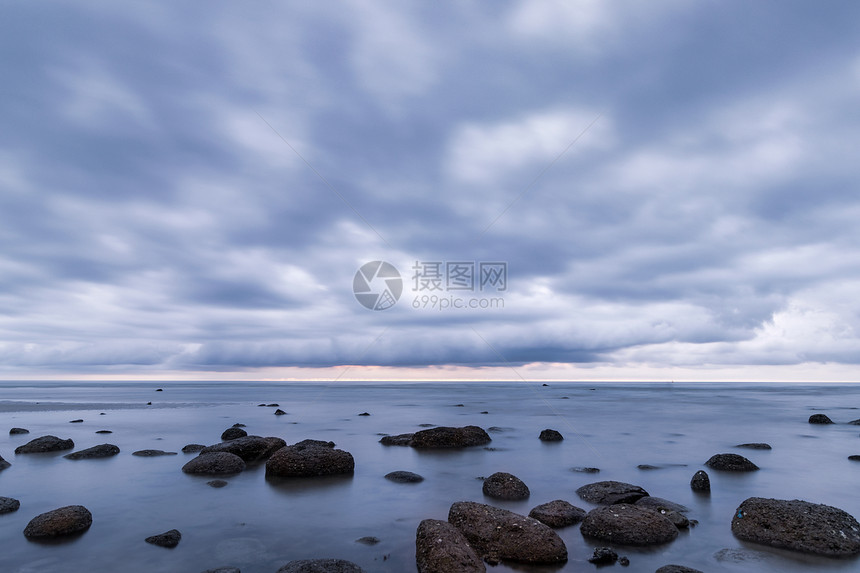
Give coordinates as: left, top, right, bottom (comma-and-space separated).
2, 1, 860, 381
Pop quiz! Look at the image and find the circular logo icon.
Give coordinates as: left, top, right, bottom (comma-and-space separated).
353, 261, 402, 310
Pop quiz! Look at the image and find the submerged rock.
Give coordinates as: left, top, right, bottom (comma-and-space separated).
221, 427, 248, 441
732, 497, 860, 557
133, 449, 177, 457
690, 470, 710, 492
587, 547, 618, 564
656, 566, 704, 573
276, 559, 365, 572
735, 443, 772, 450
183, 444, 206, 453
146, 529, 181, 548
201, 436, 286, 463
575, 481, 649, 505
411, 426, 491, 449
385, 470, 424, 483
15, 435, 74, 454
265, 443, 354, 478
207, 479, 229, 488
580, 504, 679, 546
9, 427, 29, 435
539, 429, 563, 442
379, 433, 414, 446
355, 536, 379, 545
293, 439, 335, 449
23, 505, 92, 538
182, 452, 246, 475
482, 472, 530, 500
528, 500, 586, 528
570, 466, 600, 474
64, 444, 120, 459
448, 501, 567, 564
809, 414, 834, 424
416, 519, 485, 573
0, 496, 20, 514
705, 453, 759, 471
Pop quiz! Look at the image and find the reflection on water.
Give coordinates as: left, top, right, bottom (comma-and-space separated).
1, 381, 860, 572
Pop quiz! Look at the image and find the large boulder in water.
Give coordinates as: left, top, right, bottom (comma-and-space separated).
580, 504, 679, 546
182, 452, 246, 475
63, 444, 120, 459
447, 501, 567, 564
416, 519, 485, 573
266, 443, 354, 478
276, 559, 365, 572
705, 453, 758, 471
201, 436, 286, 463
482, 472, 529, 500
575, 481, 649, 505
411, 426, 491, 449
15, 435, 74, 454
23, 505, 92, 538
732, 497, 860, 556
528, 500, 586, 528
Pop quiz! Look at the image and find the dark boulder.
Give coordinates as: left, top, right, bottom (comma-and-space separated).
732, 497, 860, 556
416, 519, 485, 573
133, 449, 177, 457
0, 496, 20, 514
385, 470, 424, 483
23, 505, 92, 538
201, 436, 286, 463
221, 427, 248, 441
411, 426, 491, 449
293, 439, 335, 449
448, 501, 567, 564
276, 559, 365, 572
849, 455, 860, 461
735, 443, 772, 450
690, 470, 710, 492
0, 454, 9, 471
182, 452, 246, 475
357, 412, 371, 416
656, 566, 704, 573
575, 481, 649, 505
539, 429, 563, 442
64, 444, 120, 459
528, 500, 586, 528
265, 443, 354, 478
587, 547, 618, 564
95, 430, 112, 434
183, 444, 206, 453
849, 419, 860, 425
146, 529, 181, 548
274, 409, 287, 416
482, 472, 529, 500
809, 414, 834, 424
705, 453, 759, 471
580, 504, 679, 546
379, 433, 413, 446
232, 423, 246, 428
15, 435, 74, 454
69, 419, 83, 423
9, 427, 29, 435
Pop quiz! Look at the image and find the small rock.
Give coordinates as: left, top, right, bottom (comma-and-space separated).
182, 452, 246, 475
416, 519, 485, 573
379, 433, 413, 446
69, 419, 83, 423
618, 556, 629, 566
15, 435, 74, 454
355, 536, 379, 545
95, 430, 113, 434
809, 414, 834, 424
580, 504, 679, 546
265, 443, 354, 478
637, 464, 661, 470
849, 419, 860, 425
357, 412, 371, 416
132, 449, 177, 457
23, 505, 92, 538
183, 444, 206, 453
0, 496, 21, 514
735, 443, 772, 450
482, 472, 530, 500
276, 559, 365, 572
690, 470, 710, 492
232, 423, 246, 427
539, 429, 563, 442
655, 566, 703, 573
145, 529, 181, 548
207, 480, 229, 488
221, 427, 248, 441
64, 444, 120, 459
705, 453, 759, 471
156, 388, 163, 392
587, 547, 618, 564
385, 471, 424, 483
528, 500, 586, 528
410, 426, 491, 449
274, 409, 287, 416
0, 454, 10, 471
9, 427, 29, 435
146, 402, 152, 405
571, 467, 600, 474
849, 455, 860, 461
266, 403, 280, 407
576, 481, 649, 505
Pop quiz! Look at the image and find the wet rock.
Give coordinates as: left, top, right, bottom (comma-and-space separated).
482, 472, 530, 500
276, 559, 365, 572
448, 501, 568, 564
15, 435, 74, 454
732, 497, 860, 556
64, 444, 120, 459
539, 429, 563, 442
705, 453, 759, 471
0, 454, 10, 471
849, 455, 860, 461
266, 403, 280, 407
385, 470, 424, 483
293, 439, 335, 449
357, 412, 370, 416
274, 409, 287, 416
69, 419, 83, 423
416, 519, 485, 573
183, 444, 206, 453
95, 430, 113, 434
9, 427, 29, 435
580, 504, 679, 546
528, 500, 586, 528
588, 547, 617, 564
379, 433, 413, 446
133, 449, 177, 457
690, 470, 710, 492
355, 536, 379, 545
809, 414, 834, 424
265, 443, 354, 478
849, 418, 860, 425
182, 452, 246, 475
201, 436, 286, 463
637, 464, 661, 470
221, 427, 248, 441
146, 529, 181, 548
618, 556, 629, 566
634, 497, 689, 514
207, 479, 229, 488
655, 566, 703, 573
411, 426, 491, 449
575, 481, 649, 505
735, 443, 772, 450
23, 505, 92, 538
0, 496, 20, 514
571, 467, 600, 474
232, 423, 246, 428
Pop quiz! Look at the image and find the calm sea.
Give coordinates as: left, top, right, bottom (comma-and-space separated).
1, 381, 859, 572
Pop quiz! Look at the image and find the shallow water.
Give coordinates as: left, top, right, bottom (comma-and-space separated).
1, 381, 859, 573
